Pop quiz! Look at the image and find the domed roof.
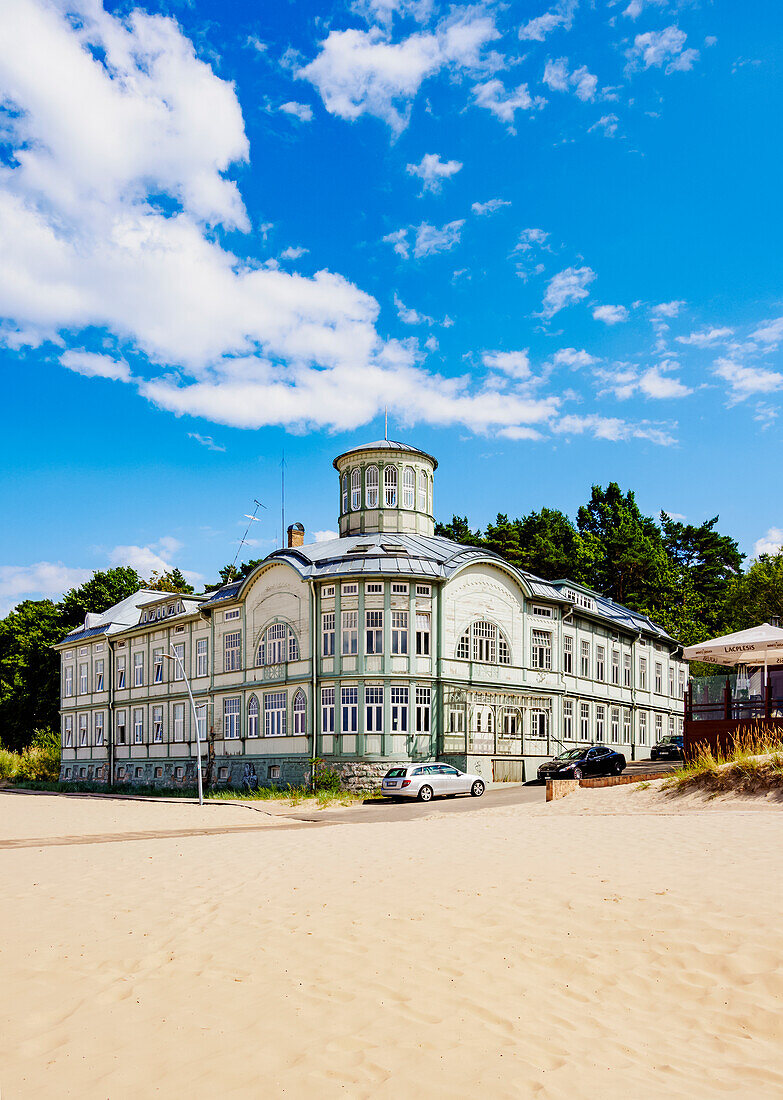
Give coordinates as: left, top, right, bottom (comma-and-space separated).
332, 439, 438, 470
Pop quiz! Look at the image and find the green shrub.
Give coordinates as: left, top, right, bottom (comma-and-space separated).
0, 744, 22, 780
15, 728, 61, 783
311, 757, 343, 793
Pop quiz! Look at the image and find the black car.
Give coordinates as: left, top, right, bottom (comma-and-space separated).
537, 745, 626, 782
650, 734, 684, 761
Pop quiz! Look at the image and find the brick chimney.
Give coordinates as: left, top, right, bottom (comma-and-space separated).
287, 522, 305, 548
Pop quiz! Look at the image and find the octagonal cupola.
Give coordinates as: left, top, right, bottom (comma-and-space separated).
333, 439, 437, 537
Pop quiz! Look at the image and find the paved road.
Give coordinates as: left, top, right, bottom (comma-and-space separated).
298, 782, 545, 826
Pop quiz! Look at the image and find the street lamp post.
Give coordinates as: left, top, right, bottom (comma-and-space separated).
162, 645, 207, 807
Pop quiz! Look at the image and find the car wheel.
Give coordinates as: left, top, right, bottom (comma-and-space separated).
471, 780, 485, 797
418, 785, 433, 802
572, 767, 583, 780
614, 761, 623, 775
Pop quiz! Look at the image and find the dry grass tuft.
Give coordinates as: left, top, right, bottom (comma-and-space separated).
666, 726, 783, 797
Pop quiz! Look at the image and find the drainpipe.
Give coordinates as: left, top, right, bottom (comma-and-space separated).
309, 578, 318, 791
107, 638, 114, 786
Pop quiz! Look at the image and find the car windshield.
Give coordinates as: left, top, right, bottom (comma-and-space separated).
556, 750, 584, 761
384, 768, 407, 778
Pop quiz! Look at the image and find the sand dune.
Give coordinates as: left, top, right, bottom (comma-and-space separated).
1, 789, 781, 1098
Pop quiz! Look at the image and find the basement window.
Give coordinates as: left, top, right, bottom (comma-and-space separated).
269, 764, 281, 780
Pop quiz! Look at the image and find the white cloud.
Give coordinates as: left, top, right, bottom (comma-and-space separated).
278, 100, 314, 122
541, 266, 595, 318
751, 316, 783, 346
753, 527, 783, 559
108, 537, 184, 578
472, 80, 544, 130
551, 414, 676, 446
627, 26, 699, 74
60, 350, 132, 382
596, 362, 692, 400
382, 228, 410, 257
589, 113, 619, 137
406, 152, 462, 193
621, 0, 667, 18
519, 0, 578, 42
413, 219, 465, 258
482, 350, 531, 380
298, 10, 499, 135
353, 0, 434, 31
471, 198, 511, 215
552, 347, 597, 369
515, 227, 549, 252
543, 57, 597, 101
676, 326, 733, 347
279, 246, 309, 261
188, 432, 226, 452
593, 304, 628, 325
651, 300, 686, 318
638, 367, 692, 399
394, 293, 434, 325
313, 529, 340, 543
713, 358, 783, 403
0, 561, 92, 615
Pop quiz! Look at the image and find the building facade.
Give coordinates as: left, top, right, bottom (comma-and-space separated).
56, 439, 686, 788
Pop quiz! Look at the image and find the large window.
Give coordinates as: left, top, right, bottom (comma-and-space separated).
196, 638, 208, 677
391, 611, 408, 655
611, 649, 620, 685
366, 686, 383, 735
610, 706, 620, 743
391, 686, 408, 733
365, 610, 383, 654
563, 635, 573, 674
248, 695, 259, 738
153, 648, 164, 684
415, 687, 430, 734
384, 465, 397, 507
257, 623, 299, 665
341, 687, 358, 734
624, 653, 632, 687
655, 713, 663, 739
79, 713, 88, 746
623, 709, 631, 743
95, 660, 104, 691
531, 630, 552, 670
133, 652, 144, 687
264, 692, 286, 737
224, 697, 241, 739
172, 643, 185, 681
322, 612, 335, 657
342, 611, 358, 655
595, 705, 605, 742
563, 699, 574, 739
152, 706, 163, 743
321, 687, 335, 734
133, 708, 143, 744
417, 469, 427, 512
351, 467, 361, 511
655, 661, 663, 693
595, 645, 605, 682
415, 612, 430, 656
529, 710, 548, 739
456, 621, 511, 665
116, 710, 126, 745
580, 640, 590, 678
64, 665, 73, 697
579, 702, 590, 740
79, 663, 88, 694
639, 657, 648, 690
116, 656, 126, 689
365, 465, 379, 508
293, 690, 307, 735
63, 715, 73, 748
678, 669, 686, 698
173, 703, 185, 742
402, 466, 415, 509
224, 631, 242, 672
639, 711, 647, 745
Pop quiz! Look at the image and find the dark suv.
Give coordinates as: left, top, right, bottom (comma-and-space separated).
537, 745, 626, 782
651, 734, 684, 761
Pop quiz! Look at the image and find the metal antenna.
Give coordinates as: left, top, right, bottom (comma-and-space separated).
384, 406, 388, 441
281, 450, 286, 548
232, 498, 266, 573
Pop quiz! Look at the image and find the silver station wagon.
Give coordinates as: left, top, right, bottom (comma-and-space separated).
381, 763, 486, 801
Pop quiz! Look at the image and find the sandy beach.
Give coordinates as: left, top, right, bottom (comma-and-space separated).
1, 786, 782, 1099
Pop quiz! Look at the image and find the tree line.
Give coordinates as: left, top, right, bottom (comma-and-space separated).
1, 482, 782, 751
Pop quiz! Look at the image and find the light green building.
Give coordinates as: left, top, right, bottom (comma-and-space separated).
56, 439, 685, 788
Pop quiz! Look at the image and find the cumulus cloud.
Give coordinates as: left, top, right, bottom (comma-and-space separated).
278, 100, 314, 122
279, 246, 309, 261
627, 26, 699, 74
593, 304, 628, 325
60, 350, 132, 382
394, 294, 434, 325
353, 0, 434, 31
596, 362, 692, 401
621, 0, 667, 18
676, 326, 733, 347
519, 0, 578, 42
413, 219, 465, 258
482, 350, 531, 380
552, 347, 597, 369
551, 414, 676, 446
382, 228, 410, 257
108, 537, 185, 578
472, 79, 544, 130
298, 10, 499, 135
713, 358, 783, 404
751, 316, 783, 346
651, 300, 686, 319
543, 57, 598, 101
541, 266, 596, 318
515, 227, 550, 252
0, 561, 92, 616
471, 198, 511, 215
313, 529, 340, 543
753, 528, 783, 559
406, 152, 462, 193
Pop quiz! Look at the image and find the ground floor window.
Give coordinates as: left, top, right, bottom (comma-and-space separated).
322, 687, 335, 734
79, 713, 88, 746
563, 699, 573, 739
342, 687, 358, 733
415, 686, 431, 733
595, 705, 605, 742
529, 709, 548, 739
579, 703, 590, 740
655, 713, 663, 740
610, 706, 620, 744
224, 697, 241, 739
366, 686, 383, 734
264, 692, 286, 737
133, 709, 143, 744
623, 708, 631, 743
639, 711, 647, 745
391, 686, 408, 733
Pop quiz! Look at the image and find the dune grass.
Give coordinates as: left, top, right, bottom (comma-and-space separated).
665, 725, 783, 797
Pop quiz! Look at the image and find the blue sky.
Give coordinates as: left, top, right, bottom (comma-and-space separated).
0, 0, 781, 612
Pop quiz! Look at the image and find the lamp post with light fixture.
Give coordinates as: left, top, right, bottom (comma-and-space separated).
161, 644, 207, 807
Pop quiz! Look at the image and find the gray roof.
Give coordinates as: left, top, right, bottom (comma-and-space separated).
58, 590, 205, 646
202, 533, 674, 643
332, 439, 438, 470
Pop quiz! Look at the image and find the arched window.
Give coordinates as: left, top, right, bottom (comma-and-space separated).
456, 621, 512, 665
351, 467, 361, 511
256, 623, 299, 666
365, 465, 379, 509
293, 689, 307, 735
248, 695, 259, 738
402, 466, 415, 509
341, 473, 348, 514
384, 465, 397, 507
417, 470, 427, 512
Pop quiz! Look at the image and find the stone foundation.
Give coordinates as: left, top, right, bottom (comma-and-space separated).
327, 760, 390, 791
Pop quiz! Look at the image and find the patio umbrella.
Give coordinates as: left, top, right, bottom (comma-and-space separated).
683, 623, 783, 692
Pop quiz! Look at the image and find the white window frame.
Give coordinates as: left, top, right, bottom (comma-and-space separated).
321, 687, 335, 734
563, 635, 573, 674
415, 686, 431, 734
639, 711, 647, 745
384, 464, 398, 507
350, 467, 361, 511
116, 656, 126, 689
341, 686, 358, 734
595, 645, 605, 682
79, 663, 88, 694
391, 582, 409, 595
225, 608, 241, 622
611, 649, 620, 685
152, 705, 163, 743
322, 612, 335, 657
365, 609, 383, 654
579, 702, 590, 741
64, 665, 73, 697
116, 710, 126, 745
196, 638, 208, 677
79, 713, 89, 746
610, 706, 620, 744
173, 643, 185, 681
95, 660, 104, 691
94, 711, 104, 747
224, 697, 241, 739
264, 692, 287, 737
133, 652, 144, 687
595, 704, 605, 742
173, 703, 185, 742
365, 686, 383, 736
580, 640, 590, 678
563, 699, 574, 739
293, 690, 307, 736
402, 466, 415, 509
391, 610, 408, 655
624, 653, 632, 687
640, 657, 648, 690
133, 708, 144, 744
247, 695, 259, 738
390, 686, 408, 733
64, 715, 73, 748
153, 648, 164, 684
531, 629, 552, 671
224, 631, 242, 672
366, 582, 383, 594
415, 612, 430, 656
342, 611, 358, 656
365, 465, 379, 509
417, 469, 427, 512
